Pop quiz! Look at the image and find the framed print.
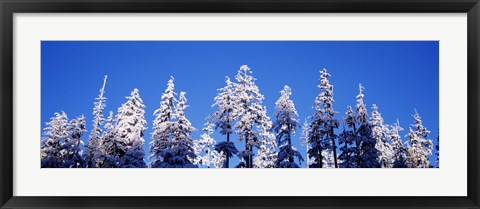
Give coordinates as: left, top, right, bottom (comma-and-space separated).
1, 0, 479, 208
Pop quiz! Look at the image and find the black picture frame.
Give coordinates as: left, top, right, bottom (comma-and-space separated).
1, 0, 479, 208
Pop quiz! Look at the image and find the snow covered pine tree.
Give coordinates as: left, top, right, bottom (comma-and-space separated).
354, 84, 381, 168
193, 122, 225, 168
253, 107, 278, 168
150, 76, 177, 168
86, 75, 108, 168
369, 104, 394, 168
233, 65, 268, 168
150, 77, 197, 168
115, 88, 148, 168
210, 76, 238, 168
41, 112, 85, 168
64, 115, 87, 168
405, 110, 433, 168
308, 69, 339, 168
97, 111, 120, 168
338, 106, 358, 168
388, 120, 408, 168
272, 85, 303, 168
166, 92, 198, 168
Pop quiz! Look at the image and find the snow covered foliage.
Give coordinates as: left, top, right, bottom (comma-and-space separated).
214, 142, 238, 168
41, 112, 85, 168
354, 84, 381, 168
233, 65, 268, 168
369, 104, 393, 168
156, 92, 198, 168
96, 111, 120, 168
405, 110, 433, 168
300, 120, 314, 167
64, 115, 87, 168
307, 69, 339, 168
86, 75, 108, 168
41, 67, 438, 169
193, 122, 225, 168
254, 108, 278, 168
41, 112, 70, 168
115, 88, 147, 168
338, 106, 359, 168
387, 120, 408, 168
210, 76, 238, 168
272, 85, 303, 168
321, 149, 336, 168
150, 76, 177, 168
149, 79, 198, 168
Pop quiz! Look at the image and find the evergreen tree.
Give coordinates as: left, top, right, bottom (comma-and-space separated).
355, 84, 381, 168
211, 76, 238, 168
338, 106, 358, 168
41, 112, 70, 168
86, 75, 108, 168
193, 122, 225, 168
387, 120, 408, 168
300, 120, 312, 168
150, 76, 177, 168
272, 85, 303, 168
97, 111, 120, 168
370, 104, 393, 168
64, 115, 87, 168
405, 110, 433, 168
308, 69, 339, 168
115, 88, 147, 168
321, 149, 336, 168
300, 120, 309, 167
234, 65, 267, 168
160, 92, 197, 168
254, 107, 278, 168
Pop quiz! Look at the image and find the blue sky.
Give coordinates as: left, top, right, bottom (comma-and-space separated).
41, 41, 439, 168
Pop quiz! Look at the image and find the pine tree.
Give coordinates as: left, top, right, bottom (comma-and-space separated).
300, 120, 312, 168
254, 107, 278, 168
193, 122, 225, 168
272, 85, 303, 168
369, 104, 393, 168
64, 115, 87, 168
87, 75, 108, 168
97, 111, 120, 168
387, 120, 408, 168
338, 106, 358, 168
211, 76, 238, 168
234, 65, 266, 168
41, 112, 70, 168
150, 76, 177, 168
161, 92, 197, 168
405, 110, 433, 168
321, 150, 335, 168
115, 88, 147, 168
308, 69, 339, 168
355, 84, 381, 168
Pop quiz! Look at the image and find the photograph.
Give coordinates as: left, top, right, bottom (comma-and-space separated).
40, 41, 439, 169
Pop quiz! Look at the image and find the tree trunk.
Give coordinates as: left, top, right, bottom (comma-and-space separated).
353, 123, 361, 168
287, 131, 294, 163
331, 127, 338, 168
318, 136, 323, 168
245, 133, 250, 168
249, 144, 253, 168
225, 132, 230, 168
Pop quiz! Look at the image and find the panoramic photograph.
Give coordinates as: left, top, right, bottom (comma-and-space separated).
40, 41, 439, 168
